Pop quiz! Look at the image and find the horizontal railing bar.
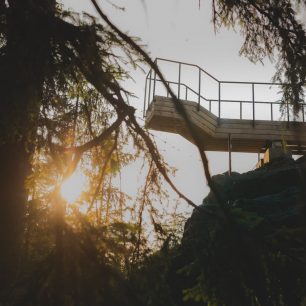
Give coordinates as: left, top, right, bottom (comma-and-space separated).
209, 99, 283, 105
220, 81, 285, 86
156, 57, 219, 82
206, 99, 279, 105
150, 78, 210, 102
209, 99, 306, 106
149, 78, 305, 106
155, 57, 290, 86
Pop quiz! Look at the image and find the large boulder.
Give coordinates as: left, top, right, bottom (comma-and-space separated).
179, 156, 306, 306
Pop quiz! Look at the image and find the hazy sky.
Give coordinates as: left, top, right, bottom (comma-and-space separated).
61, 0, 282, 206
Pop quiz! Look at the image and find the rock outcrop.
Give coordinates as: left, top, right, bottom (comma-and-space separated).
178, 156, 306, 306
134, 156, 306, 306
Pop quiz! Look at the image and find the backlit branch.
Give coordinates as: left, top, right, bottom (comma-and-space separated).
87, 129, 119, 212
90, 0, 228, 216
64, 114, 124, 178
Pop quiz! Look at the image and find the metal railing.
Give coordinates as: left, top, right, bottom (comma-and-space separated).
144, 58, 306, 125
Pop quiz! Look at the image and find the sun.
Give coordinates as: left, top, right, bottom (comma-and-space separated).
60, 170, 87, 204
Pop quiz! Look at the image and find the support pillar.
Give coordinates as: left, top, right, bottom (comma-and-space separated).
228, 134, 232, 176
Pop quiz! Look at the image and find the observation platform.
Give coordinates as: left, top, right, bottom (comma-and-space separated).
145, 96, 306, 154
144, 58, 306, 155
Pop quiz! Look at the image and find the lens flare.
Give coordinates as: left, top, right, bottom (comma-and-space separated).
60, 171, 87, 204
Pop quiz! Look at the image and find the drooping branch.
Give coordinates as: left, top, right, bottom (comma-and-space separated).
132, 159, 153, 262
51, 3, 224, 215
63, 114, 124, 178
90, 0, 228, 216
71, 40, 201, 211
69, 115, 123, 155
126, 116, 200, 210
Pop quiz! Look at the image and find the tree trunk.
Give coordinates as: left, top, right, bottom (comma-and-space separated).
0, 0, 56, 298
0, 143, 30, 296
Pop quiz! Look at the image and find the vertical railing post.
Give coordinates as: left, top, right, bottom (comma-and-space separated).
252, 83, 255, 127
228, 133, 232, 176
258, 152, 260, 163
143, 76, 148, 117
287, 101, 290, 127
148, 69, 152, 107
152, 59, 157, 98
218, 82, 221, 124
240, 102, 242, 119
198, 68, 201, 111
302, 104, 305, 123
167, 82, 170, 98
185, 87, 188, 100
209, 100, 211, 112
178, 63, 181, 100
270, 103, 273, 121
153, 70, 157, 97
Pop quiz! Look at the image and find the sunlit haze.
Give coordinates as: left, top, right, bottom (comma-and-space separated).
61, 170, 87, 204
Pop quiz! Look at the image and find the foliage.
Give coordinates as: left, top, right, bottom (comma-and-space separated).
212, 0, 306, 113
178, 158, 306, 306
16, 207, 142, 306
130, 238, 182, 306
0, 1, 187, 304
0, 1, 305, 305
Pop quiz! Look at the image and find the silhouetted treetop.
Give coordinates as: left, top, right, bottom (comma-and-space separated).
212, 0, 306, 113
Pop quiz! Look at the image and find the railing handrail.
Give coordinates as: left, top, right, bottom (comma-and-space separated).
155, 57, 219, 83
150, 78, 297, 106
144, 58, 305, 124
154, 57, 288, 86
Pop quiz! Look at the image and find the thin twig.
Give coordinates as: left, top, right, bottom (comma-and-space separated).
87, 130, 119, 213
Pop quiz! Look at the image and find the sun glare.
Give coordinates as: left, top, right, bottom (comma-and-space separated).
60, 170, 87, 204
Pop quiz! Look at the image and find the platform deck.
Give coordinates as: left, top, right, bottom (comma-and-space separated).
145, 96, 306, 154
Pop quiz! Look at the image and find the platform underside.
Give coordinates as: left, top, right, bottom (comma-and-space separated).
145, 96, 306, 154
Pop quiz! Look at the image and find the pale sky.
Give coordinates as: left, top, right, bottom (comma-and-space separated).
62, 0, 283, 207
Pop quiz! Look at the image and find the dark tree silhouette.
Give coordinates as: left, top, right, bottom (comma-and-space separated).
0, 1, 197, 299
0, 1, 305, 304
212, 0, 306, 112
0, 0, 58, 293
